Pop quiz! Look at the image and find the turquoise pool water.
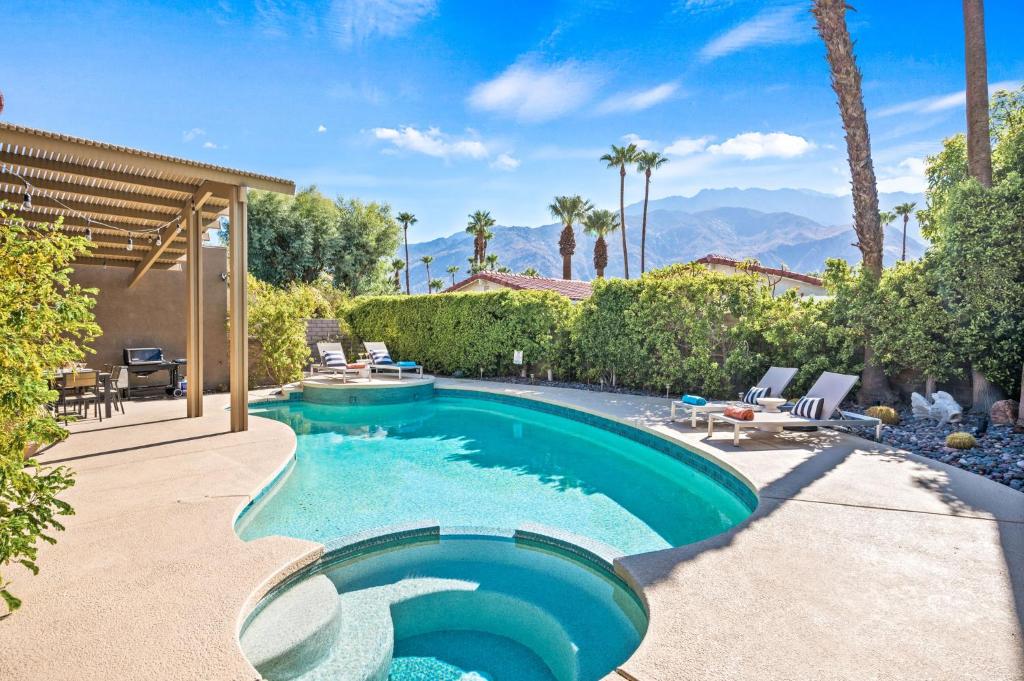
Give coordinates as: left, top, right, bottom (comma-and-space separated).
240, 533, 648, 681
238, 392, 753, 555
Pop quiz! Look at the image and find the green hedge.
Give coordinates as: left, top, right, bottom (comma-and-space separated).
345, 290, 575, 376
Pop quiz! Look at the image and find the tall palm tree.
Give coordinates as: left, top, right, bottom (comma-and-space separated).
390, 258, 405, 291
420, 255, 433, 292
879, 210, 896, 230
496, 266, 512, 273
548, 195, 593, 280
962, 0, 1004, 413
813, 0, 894, 405
465, 210, 496, 266
892, 202, 916, 261
520, 267, 540, 277
582, 209, 620, 278
484, 253, 499, 271
396, 211, 417, 294
635, 151, 669, 274
600, 143, 640, 279
429, 278, 445, 293
446, 264, 460, 286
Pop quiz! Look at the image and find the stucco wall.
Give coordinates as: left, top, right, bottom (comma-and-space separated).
704, 263, 827, 297
70, 245, 230, 391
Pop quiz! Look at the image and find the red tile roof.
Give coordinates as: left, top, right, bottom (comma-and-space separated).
444, 272, 593, 300
694, 254, 824, 287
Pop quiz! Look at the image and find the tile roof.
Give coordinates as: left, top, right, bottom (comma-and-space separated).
694, 254, 824, 287
444, 272, 593, 300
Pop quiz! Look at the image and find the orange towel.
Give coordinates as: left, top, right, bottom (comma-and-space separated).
724, 405, 755, 421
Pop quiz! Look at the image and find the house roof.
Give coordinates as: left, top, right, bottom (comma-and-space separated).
444, 272, 594, 300
694, 254, 824, 287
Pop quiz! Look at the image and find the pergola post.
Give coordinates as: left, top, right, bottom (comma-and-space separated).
229, 185, 249, 432
185, 200, 204, 418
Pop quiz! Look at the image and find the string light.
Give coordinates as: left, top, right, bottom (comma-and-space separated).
156, 234, 162, 246
126, 237, 133, 252
22, 192, 32, 210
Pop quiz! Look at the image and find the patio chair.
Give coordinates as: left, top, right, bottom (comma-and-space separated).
362, 341, 423, 380
62, 370, 103, 422
102, 365, 129, 413
671, 366, 798, 428
706, 371, 881, 446
314, 343, 367, 383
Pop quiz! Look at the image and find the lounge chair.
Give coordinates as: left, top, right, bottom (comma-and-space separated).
671, 366, 798, 428
363, 341, 423, 380
314, 343, 367, 382
706, 371, 882, 446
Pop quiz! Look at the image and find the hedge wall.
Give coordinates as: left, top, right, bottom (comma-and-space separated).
345, 290, 575, 377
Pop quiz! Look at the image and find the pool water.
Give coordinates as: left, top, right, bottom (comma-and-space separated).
240, 533, 648, 681
239, 395, 753, 555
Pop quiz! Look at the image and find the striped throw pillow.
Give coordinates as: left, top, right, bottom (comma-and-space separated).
322, 351, 347, 368
742, 386, 770, 405
369, 349, 393, 365
792, 396, 824, 419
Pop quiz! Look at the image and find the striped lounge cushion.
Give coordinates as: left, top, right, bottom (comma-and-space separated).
792, 396, 825, 419
742, 386, 770, 405
369, 349, 393, 364
322, 351, 347, 368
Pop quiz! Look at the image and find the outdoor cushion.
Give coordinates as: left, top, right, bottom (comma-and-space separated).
723, 405, 755, 421
347, 363, 367, 369
681, 394, 706, 406
743, 386, 771, 405
396, 361, 418, 367
369, 349, 393, 364
322, 351, 347, 368
792, 396, 825, 419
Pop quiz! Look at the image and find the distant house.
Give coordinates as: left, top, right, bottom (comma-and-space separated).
694, 254, 827, 297
444, 272, 593, 302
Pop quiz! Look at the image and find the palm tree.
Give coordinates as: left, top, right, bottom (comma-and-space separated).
465, 210, 496, 266
429, 278, 445, 293
446, 264, 460, 286
892, 202, 916, 261
420, 255, 433, 292
582, 209, 620, 278
484, 253, 499, 271
548, 195, 593, 280
635, 151, 668, 274
390, 258, 405, 291
879, 210, 896, 230
600, 143, 640, 279
520, 267, 540, 277
396, 211, 417, 294
466, 256, 480, 274
496, 266, 512, 273
812, 0, 894, 405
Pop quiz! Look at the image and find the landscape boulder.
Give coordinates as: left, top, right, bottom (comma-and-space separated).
990, 399, 1020, 426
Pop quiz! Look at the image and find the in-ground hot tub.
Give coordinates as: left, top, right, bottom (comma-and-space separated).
240, 528, 648, 681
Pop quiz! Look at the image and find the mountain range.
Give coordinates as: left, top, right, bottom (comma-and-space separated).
402, 188, 926, 292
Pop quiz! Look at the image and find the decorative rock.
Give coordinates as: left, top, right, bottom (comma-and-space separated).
911, 391, 963, 426
990, 399, 1020, 426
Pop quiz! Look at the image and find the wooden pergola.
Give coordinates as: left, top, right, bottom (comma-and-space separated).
0, 122, 295, 432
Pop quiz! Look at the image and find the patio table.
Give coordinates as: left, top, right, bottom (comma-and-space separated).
52, 369, 113, 419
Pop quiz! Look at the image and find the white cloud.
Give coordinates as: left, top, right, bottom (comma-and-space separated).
677, 0, 735, 13
371, 126, 488, 159
317, 124, 327, 133
663, 136, 712, 157
708, 131, 814, 159
699, 5, 813, 62
876, 157, 927, 193
598, 82, 679, 114
622, 133, 656, 150
202, 141, 219, 149
328, 0, 437, 48
468, 57, 600, 122
182, 128, 205, 142
875, 80, 1021, 118
490, 153, 521, 171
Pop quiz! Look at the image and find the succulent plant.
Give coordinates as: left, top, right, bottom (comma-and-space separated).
866, 405, 900, 425
945, 432, 977, 450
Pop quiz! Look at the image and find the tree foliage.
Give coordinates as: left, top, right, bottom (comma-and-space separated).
247, 275, 317, 387
0, 207, 100, 612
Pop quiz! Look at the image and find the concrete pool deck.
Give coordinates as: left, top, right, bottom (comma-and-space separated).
1, 380, 1021, 680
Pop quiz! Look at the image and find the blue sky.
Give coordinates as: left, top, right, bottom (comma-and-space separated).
3, 0, 1022, 241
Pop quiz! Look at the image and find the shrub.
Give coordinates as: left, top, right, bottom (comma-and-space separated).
0, 207, 100, 612
945, 432, 977, 450
248, 276, 316, 386
866, 405, 900, 425
345, 290, 574, 376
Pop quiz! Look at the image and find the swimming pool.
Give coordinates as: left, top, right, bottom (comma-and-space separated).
240, 530, 648, 681
237, 389, 755, 555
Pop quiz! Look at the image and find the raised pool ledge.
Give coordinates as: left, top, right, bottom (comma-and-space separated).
301, 375, 436, 405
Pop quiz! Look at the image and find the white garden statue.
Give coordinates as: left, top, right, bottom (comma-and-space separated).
911, 391, 963, 426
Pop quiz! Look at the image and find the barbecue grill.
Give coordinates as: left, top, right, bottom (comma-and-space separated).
122, 347, 186, 397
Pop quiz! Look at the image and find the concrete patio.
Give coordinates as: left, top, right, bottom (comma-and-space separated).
1, 380, 1021, 681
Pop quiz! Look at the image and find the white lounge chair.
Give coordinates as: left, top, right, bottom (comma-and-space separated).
314, 343, 367, 382
362, 341, 423, 380
671, 366, 798, 428
706, 371, 882, 446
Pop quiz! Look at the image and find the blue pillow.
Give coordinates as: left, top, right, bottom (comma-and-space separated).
681, 394, 706, 406
369, 349, 393, 364
396, 361, 418, 367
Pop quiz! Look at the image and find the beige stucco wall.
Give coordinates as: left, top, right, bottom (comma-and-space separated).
456, 279, 511, 293
70, 245, 230, 391
704, 262, 827, 297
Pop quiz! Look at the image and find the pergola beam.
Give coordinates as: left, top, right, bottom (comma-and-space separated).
6, 174, 186, 210
73, 256, 180, 270
0, 149, 198, 194
185, 203, 204, 418
127, 219, 185, 287
0, 189, 224, 225
228, 185, 248, 432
